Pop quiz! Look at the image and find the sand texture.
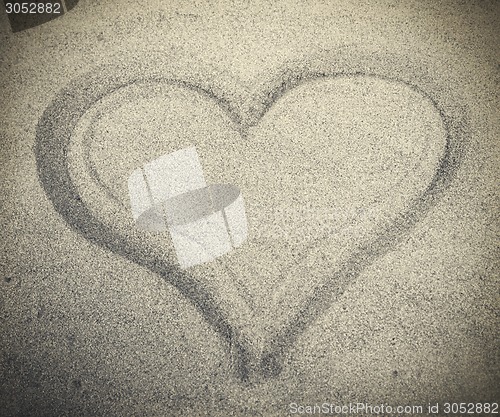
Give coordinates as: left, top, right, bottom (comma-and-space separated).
0, 1, 499, 416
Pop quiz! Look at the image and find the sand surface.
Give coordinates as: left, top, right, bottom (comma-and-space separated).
0, 1, 498, 416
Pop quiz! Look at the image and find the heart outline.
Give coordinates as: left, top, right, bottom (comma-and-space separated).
35, 49, 469, 383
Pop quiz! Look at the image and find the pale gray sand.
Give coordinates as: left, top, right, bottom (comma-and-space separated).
0, 1, 499, 416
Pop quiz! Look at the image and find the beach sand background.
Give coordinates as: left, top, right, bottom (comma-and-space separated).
0, 1, 498, 415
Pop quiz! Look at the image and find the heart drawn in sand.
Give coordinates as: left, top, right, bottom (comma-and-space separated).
35, 52, 466, 382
